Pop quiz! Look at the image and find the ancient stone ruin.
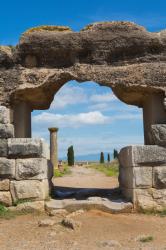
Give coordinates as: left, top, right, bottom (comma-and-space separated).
0, 21, 166, 211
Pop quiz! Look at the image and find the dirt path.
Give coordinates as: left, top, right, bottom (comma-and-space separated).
0, 166, 166, 249
0, 211, 166, 250
53, 165, 118, 189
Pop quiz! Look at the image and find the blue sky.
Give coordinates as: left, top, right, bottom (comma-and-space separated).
1, 0, 165, 157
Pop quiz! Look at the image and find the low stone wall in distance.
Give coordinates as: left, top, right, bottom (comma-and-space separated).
0, 106, 52, 207
119, 145, 166, 211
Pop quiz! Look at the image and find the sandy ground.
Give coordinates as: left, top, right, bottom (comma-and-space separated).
0, 211, 166, 250
0, 165, 166, 250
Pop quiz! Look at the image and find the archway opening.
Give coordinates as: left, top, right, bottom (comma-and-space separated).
31, 80, 144, 201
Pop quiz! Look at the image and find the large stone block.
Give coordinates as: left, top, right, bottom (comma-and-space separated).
0, 124, 14, 139
134, 188, 166, 211
0, 158, 15, 178
151, 124, 166, 146
0, 106, 11, 124
119, 167, 134, 188
153, 166, 166, 188
0, 139, 7, 157
9, 201, 45, 212
134, 167, 152, 188
10, 179, 49, 202
0, 191, 12, 206
119, 145, 166, 167
15, 158, 51, 180
8, 138, 49, 158
119, 166, 152, 189
0, 179, 10, 191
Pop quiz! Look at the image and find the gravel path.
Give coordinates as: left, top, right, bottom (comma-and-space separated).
53, 165, 118, 189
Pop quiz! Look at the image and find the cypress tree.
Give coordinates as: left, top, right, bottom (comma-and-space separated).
113, 149, 118, 159
67, 145, 74, 166
107, 153, 110, 163
100, 152, 104, 164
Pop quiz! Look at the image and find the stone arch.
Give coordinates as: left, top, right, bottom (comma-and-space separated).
0, 21, 166, 210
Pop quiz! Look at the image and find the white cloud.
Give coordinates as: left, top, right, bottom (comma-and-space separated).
50, 85, 87, 109
49, 83, 118, 111
90, 93, 117, 103
33, 110, 142, 130
33, 111, 109, 128
89, 103, 110, 111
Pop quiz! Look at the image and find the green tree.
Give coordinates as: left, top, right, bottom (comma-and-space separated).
107, 153, 110, 163
67, 145, 74, 166
113, 149, 118, 159
100, 152, 105, 164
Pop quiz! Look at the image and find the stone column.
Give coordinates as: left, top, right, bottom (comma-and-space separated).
143, 93, 166, 144
14, 102, 32, 138
48, 127, 58, 169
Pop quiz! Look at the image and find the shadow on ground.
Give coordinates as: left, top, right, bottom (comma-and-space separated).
52, 185, 123, 201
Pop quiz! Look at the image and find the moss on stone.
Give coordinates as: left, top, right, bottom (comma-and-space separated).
81, 21, 140, 31
24, 25, 72, 34
0, 45, 14, 53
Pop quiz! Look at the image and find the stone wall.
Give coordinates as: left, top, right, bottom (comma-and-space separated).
119, 145, 166, 211
0, 106, 52, 207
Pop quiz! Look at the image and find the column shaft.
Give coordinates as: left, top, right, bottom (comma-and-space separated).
49, 128, 58, 169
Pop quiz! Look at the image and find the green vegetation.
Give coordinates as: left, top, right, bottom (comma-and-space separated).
139, 235, 154, 243
24, 25, 72, 34
87, 160, 119, 177
54, 163, 71, 177
0, 203, 30, 220
67, 145, 75, 166
100, 152, 105, 164
13, 199, 33, 207
139, 207, 166, 217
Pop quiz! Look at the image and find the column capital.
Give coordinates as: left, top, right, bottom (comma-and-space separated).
48, 127, 59, 133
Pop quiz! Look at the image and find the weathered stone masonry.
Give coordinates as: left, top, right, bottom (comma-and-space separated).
119, 144, 166, 211
1, 21, 166, 210
0, 106, 52, 206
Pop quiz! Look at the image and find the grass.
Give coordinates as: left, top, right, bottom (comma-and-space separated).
54, 163, 71, 177
13, 199, 33, 207
139, 235, 154, 243
87, 160, 119, 177
0, 203, 30, 220
139, 207, 166, 217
